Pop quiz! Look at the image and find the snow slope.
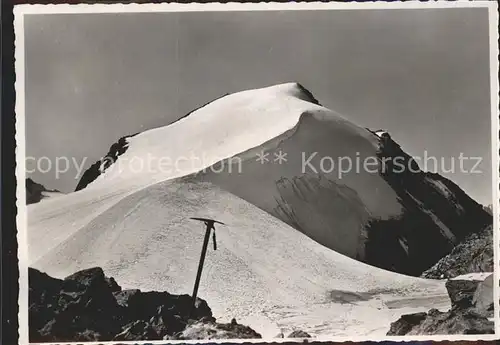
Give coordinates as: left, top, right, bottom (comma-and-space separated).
30, 179, 448, 337
27, 82, 487, 336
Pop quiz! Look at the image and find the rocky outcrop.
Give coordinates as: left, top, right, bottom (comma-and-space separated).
387, 308, 493, 335
364, 130, 492, 276
473, 274, 495, 317
288, 330, 312, 338
445, 279, 481, 310
421, 225, 493, 279
274, 175, 370, 261
29, 267, 125, 342
29, 267, 259, 342
75, 133, 138, 191
26, 178, 60, 204
387, 275, 494, 335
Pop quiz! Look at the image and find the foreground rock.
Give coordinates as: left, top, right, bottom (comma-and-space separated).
288, 330, 312, 338
387, 275, 494, 335
29, 267, 260, 342
387, 308, 493, 335
421, 225, 493, 279
473, 274, 494, 317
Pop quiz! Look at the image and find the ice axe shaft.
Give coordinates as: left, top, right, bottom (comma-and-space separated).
191, 225, 212, 316
212, 230, 217, 250
189, 217, 224, 317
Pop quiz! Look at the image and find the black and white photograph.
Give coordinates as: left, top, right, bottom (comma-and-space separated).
15, 2, 499, 343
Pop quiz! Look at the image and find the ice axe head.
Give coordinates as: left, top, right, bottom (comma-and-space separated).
190, 217, 225, 250
190, 217, 225, 228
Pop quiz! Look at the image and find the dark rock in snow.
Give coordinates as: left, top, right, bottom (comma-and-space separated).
387, 275, 494, 335
387, 312, 429, 335
26, 178, 46, 204
29, 267, 256, 342
112, 288, 214, 337
26, 178, 60, 204
421, 225, 493, 279
173, 319, 262, 340
288, 330, 312, 338
387, 308, 494, 335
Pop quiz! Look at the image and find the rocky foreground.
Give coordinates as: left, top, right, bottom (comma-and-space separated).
387, 223, 496, 336
421, 225, 493, 279
387, 274, 494, 335
29, 267, 261, 342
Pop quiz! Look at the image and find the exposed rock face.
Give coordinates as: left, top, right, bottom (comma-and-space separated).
29, 267, 258, 342
29, 267, 125, 342
445, 279, 480, 309
387, 308, 494, 335
73, 87, 491, 277
75, 133, 138, 191
387, 276, 494, 335
364, 130, 492, 276
26, 178, 60, 205
473, 274, 494, 317
421, 225, 493, 279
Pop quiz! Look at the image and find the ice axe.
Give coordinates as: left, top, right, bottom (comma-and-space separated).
189, 217, 225, 317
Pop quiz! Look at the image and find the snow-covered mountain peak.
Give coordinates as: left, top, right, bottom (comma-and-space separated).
249, 82, 321, 105
63, 83, 491, 277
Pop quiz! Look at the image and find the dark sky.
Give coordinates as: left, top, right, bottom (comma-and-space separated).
24, 8, 493, 204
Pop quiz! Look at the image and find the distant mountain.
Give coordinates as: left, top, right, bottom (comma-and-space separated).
26, 178, 62, 205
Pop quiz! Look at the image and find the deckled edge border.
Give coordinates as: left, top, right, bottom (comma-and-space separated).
13, 2, 500, 344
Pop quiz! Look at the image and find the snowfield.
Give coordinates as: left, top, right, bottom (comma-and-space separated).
27, 83, 451, 337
